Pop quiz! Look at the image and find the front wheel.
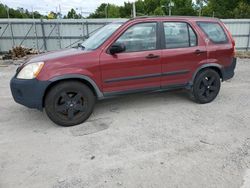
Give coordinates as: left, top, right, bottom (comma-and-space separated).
45, 81, 95, 126
191, 69, 221, 104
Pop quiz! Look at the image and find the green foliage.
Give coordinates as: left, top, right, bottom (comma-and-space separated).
64, 8, 82, 19
107, 4, 120, 18
144, 0, 161, 14
154, 7, 165, 15
119, 2, 132, 18
174, 0, 197, 16
0, 3, 44, 18
233, 1, 250, 18
48, 11, 58, 19
88, 3, 109, 18
135, 0, 146, 16
202, 0, 250, 18
0, 0, 249, 19
88, 0, 198, 18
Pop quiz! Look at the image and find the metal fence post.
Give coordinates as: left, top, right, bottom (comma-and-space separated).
86, 21, 89, 38
33, 20, 39, 53
40, 19, 47, 51
9, 21, 15, 47
57, 19, 61, 49
247, 22, 250, 51
82, 19, 84, 40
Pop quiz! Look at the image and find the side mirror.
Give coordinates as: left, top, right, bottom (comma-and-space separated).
109, 43, 126, 55
77, 43, 82, 48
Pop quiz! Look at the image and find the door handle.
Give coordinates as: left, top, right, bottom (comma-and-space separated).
145, 54, 160, 59
194, 49, 207, 55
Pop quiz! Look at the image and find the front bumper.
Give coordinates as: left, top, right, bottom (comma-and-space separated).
10, 77, 51, 110
222, 57, 237, 81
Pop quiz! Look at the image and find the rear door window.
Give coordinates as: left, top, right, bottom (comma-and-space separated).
163, 22, 197, 49
197, 22, 228, 44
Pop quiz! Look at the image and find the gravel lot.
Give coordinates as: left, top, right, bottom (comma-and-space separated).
0, 59, 250, 188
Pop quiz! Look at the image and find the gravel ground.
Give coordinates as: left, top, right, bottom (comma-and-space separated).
0, 59, 250, 188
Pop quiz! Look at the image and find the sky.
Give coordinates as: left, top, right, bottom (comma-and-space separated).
1, 0, 131, 16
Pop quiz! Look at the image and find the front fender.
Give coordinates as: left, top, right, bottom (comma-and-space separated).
48, 74, 104, 99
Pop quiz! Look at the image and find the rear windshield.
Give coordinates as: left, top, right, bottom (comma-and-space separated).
197, 22, 228, 44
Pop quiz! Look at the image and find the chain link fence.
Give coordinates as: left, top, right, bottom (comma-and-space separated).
0, 18, 249, 53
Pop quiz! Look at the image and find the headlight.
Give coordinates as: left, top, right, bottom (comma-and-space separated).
17, 62, 44, 79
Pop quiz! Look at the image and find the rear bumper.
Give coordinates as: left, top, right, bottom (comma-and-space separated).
10, 77, 50, 110
222, 57, 237, 81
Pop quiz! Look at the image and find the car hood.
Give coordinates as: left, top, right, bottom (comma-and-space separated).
27, 48, 87, 63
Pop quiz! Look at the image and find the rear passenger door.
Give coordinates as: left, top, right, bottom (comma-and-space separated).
160, 21, 207, 87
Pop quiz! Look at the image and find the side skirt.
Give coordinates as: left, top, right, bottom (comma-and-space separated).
102, 83, 190, 99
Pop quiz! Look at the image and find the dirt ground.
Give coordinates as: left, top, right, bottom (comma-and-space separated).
0, 59, 250, 188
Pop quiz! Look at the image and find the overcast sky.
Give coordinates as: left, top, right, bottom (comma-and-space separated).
1, 0, 130, 16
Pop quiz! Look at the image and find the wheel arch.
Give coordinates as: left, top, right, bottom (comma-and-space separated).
190, 64, 223, 86
42, 74, 104, 107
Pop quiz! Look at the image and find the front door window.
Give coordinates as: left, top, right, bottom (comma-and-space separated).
115, 22, 157, 52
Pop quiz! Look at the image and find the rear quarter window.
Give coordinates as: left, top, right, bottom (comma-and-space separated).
197, 22, 228, 44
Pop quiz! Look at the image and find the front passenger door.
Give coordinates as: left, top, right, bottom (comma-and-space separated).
100, 22, 162, 95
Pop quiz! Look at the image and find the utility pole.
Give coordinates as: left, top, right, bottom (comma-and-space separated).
132, 2, 136, 18
59, 4, 62, 19
168, 0, 174, 16
105, 4, 108, 19
162, 1, 174, 16
198, 0, 203, 17
6, 7, 10, 19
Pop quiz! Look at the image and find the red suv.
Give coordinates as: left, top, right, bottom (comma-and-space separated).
10, 16, 236, 126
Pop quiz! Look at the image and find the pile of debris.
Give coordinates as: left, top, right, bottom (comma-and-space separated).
1, 46, 39, 60
236, 51, 250, 59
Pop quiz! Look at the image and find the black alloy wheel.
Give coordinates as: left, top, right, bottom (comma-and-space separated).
45, 81, 95, 126
55, 91, 87, 120
192, 69, 221, 104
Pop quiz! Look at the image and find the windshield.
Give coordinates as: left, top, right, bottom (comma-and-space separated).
82, 23, 122, 50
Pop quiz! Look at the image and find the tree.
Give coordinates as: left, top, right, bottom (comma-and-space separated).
144, 0, 161, 15
154, 7, 165, 15
0, 3, 44, 18
88, 3, 121, 18
172, 0, 197, 16
233, 1, 250, 18
202, 0, 250, 18
66, 8, 81, 19
136, 0, 146, 16
107, 4, 120, 18
88, 3, 107, 18
119, 2, 132, 18
48, 11, 57, 19
1, 0, 250, 19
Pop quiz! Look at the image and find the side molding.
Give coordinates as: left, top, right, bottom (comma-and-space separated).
49, 74, 104, 98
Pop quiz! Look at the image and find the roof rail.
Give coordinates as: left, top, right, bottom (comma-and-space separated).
129, 15, 219, 21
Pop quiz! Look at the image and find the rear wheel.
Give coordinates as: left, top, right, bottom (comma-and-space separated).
45, 81, 95, 126
191, 69, 221, 104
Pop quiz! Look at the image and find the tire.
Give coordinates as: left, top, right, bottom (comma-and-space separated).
45, 81, 95, 126
191, 69, 221, 104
